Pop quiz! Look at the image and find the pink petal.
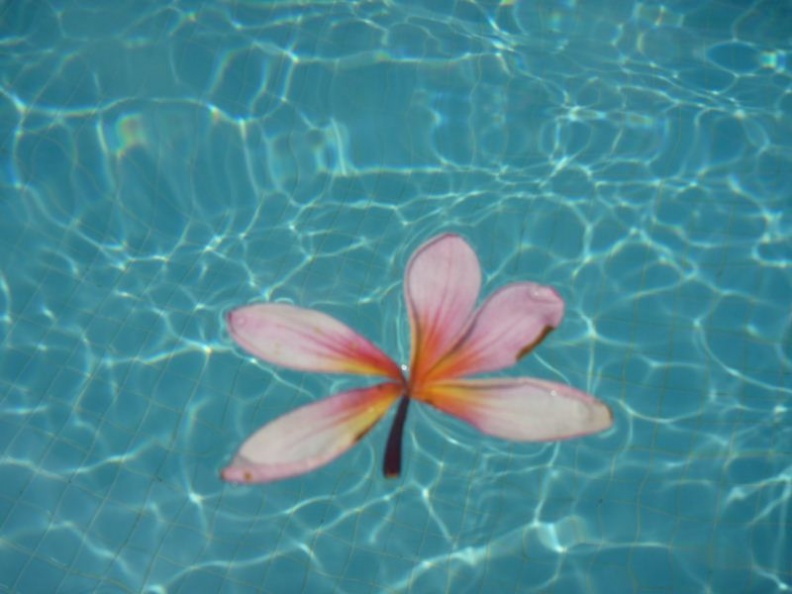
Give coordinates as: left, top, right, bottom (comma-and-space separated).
415, 378, 612, 441
405, 234, 481, 383
427, 283, 565, 380
222, 382, 403, 484
227, 304, 402, 380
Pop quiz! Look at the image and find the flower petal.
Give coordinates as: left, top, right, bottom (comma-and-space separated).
428, 283, 565, 380
416, 378, 612, 441
227, 304, 402, 379
405, 234, 481, 382
222, 382, 403, 484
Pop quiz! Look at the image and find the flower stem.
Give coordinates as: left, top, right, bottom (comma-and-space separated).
383, 395, 410, 478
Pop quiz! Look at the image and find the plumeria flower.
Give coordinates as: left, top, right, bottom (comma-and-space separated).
222, 234, 612, 484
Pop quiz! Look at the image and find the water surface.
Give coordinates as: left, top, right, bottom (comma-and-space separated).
0, 1, 790, 592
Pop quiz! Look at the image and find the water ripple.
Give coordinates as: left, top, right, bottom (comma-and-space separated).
0, 0, 790, 593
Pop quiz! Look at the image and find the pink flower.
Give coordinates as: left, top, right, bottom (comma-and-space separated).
222, 234, 612, 484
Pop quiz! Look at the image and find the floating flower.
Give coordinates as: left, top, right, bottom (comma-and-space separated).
222, 234, 612, 483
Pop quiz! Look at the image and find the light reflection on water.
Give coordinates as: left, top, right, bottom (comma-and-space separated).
0, 0, 790, 592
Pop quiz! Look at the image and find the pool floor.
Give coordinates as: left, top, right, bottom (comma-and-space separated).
0, 1, 790, 592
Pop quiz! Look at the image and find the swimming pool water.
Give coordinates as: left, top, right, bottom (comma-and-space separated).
1, 1, 790, 592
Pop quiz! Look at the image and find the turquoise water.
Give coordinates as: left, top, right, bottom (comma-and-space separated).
1, 0, 790, 592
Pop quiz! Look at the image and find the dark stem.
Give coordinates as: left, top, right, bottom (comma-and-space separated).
383, 395, 410, 478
